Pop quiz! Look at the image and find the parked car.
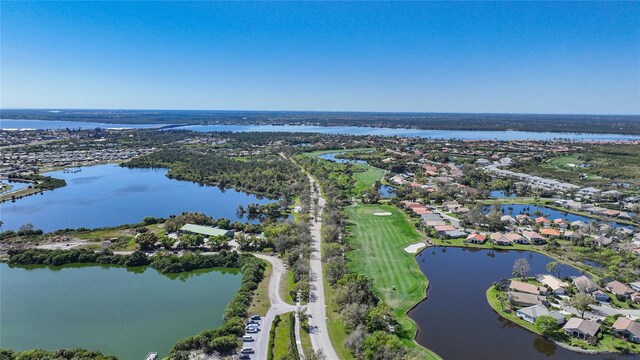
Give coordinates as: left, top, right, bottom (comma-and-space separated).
241, 347, 254, 354
250, 315, 261, 320
246, 327, 259, 334
242, 335, 254, 342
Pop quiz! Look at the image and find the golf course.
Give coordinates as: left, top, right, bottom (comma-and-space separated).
345, 204, 438, 359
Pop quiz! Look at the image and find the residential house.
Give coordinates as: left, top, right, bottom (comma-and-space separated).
509, 292, 548, 307
516, 304, 565, 325
465, 233, 487, 244
510, 280, 548, 295
516, 214, 532, 224
537, 274, 568, 295
491, 232, 513, 246
605, 281, 634, 299
611, 317, 640, 343
630, 282, 640, 292
444, 230, 467, 239
535, 217, 551, 227
572, 276, 599, 293
563, 318, 600, 340
553, 218, 569, 229
506, 233, 528, 245
571, 220, 589, 229
522, 231, 546, 245
501, 215, 517, 224
540, 228, 561, 239
434, 225, 457, 238
592, 236, 613, 247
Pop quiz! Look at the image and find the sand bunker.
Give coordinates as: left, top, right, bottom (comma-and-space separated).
403, 243, 426, 254
372, 211, 392, 216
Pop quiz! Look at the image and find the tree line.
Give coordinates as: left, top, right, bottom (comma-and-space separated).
124, 149, 307, 199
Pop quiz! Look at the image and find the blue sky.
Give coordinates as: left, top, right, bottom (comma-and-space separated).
1, 2, 639, 114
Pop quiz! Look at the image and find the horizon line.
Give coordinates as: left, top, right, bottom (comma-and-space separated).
1, 108, 639, 117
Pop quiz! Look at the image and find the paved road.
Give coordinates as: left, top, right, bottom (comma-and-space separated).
305, 173, 340, 360
251, 254, 299, 360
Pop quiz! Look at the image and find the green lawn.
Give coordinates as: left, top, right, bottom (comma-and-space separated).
270, 312, 296, 360
280, 269, 295, 305
345, 204, 439, 359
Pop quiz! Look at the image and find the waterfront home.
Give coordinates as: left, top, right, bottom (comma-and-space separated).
491, 232, 513, 246
592, 290, 610, 302
563, 318, 600, 341
540, 228, 561, 238
537, 274, 568, 295
554, 218, 569, 229
522, 231, 546, 245
506, 232, 528, 244
434, 225, 457, 238
516, 304, 566, 325
510, 280, 548, 295
465, 233, 487, 244
571, 220, 589, 229
535, 217, 551, 227
605, 281, 634, 299
444, 230, 467, 239
602, 209, 621, 218
509, 292, 548, 307
516, 214, 532, 224
573, 276, 599, 293
501, 215, 517, 224
611, 317, 640, 343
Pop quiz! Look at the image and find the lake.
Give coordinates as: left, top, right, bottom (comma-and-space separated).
485, 203, 634, 229
0, 179, 31, 195
0, 263, 241, 359
317, 152, 368, 164
176, 124, 640, 141
0, 164, 273, 232
0, 119, 162, 130
409, 247, 639, 360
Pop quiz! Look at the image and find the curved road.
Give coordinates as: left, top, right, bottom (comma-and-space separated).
252, 254, 299, 359
305, 173, 340, 359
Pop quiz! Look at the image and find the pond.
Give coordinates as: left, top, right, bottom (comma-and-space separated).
490, 190, 516, 198
175, 124, 640, 141
0, 164, 273, 232
0, 119, 162, 130
409, 247, 638, 360
0, 263, 241, 359
484, 203, 634, 229
379, 184, 396, 198
317, 152, 368, 164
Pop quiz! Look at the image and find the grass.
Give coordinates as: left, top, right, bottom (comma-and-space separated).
353, 164, 386, 194
344, 204, 439, 359
280, 269, 295, 305
299, 315, 313, 357
248, 261, 272, 317
271, 312, 295, 360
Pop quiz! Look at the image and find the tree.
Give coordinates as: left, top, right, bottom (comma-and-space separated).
512, 258, 531, 279
545, 261, 558, 277
136, 231, 159, 249
566, 293, 596, 319
535, 315, 560, 337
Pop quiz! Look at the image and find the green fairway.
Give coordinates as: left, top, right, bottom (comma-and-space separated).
345, 204, 439, 359
353, 164, 385, 193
